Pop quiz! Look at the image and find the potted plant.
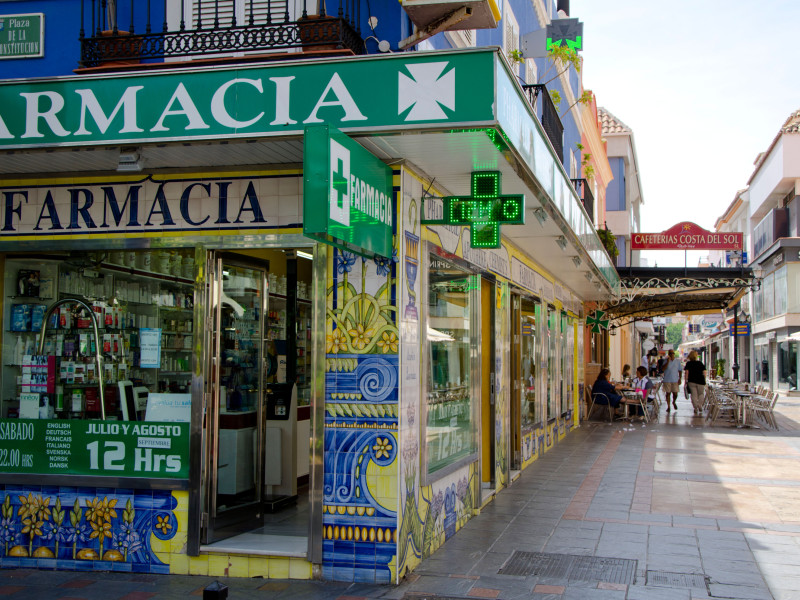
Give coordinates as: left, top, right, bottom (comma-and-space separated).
596, 226, 619, 260
715, 358, 726, 378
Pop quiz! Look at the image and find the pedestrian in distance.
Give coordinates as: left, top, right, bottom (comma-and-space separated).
661, 349, 682, 412
684, 350, 707, 415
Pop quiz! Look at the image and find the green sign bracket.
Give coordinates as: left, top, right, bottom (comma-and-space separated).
421, 171, 524, 248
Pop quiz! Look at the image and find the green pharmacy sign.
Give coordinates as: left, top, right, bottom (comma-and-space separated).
546, 18, 583, 52
586, 310, 609, 334
0, 14, 44, 59
424, 171, 524, 248
303, 124, 393, 258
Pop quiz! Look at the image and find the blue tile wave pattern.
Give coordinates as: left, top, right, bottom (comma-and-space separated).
324, 353, 399, 583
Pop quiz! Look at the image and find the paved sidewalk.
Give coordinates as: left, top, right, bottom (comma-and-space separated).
2, 390, 800, 599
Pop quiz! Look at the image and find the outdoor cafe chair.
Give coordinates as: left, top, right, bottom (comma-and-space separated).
587, 390, 615, 422
748, 391, 779, 430
708, 387, 740, 427
648, 381, 662, 417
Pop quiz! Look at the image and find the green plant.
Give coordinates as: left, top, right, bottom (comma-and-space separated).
575, 143, 595, 183
596, 227, 619, 259
508, 49, 524, 64
539, 45, 581, 85
715, 358, 726, 377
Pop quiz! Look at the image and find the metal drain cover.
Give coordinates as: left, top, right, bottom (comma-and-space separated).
499, 551, 637, 585
646, 570, 708, 591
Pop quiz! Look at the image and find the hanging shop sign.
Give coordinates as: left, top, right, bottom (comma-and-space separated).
422, 171, 524, 249
0, 50, 495, 149
303, 124, 393, 258
730, 323, 751, 336
631, 221, 743, 251
547, 18, 583, 52
0, 14, 44, 60
0, 419, 190, 478
586, 309, 609, 334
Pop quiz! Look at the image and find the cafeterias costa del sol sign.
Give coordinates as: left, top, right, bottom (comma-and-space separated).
631, 221, 743, 251
0, 50, 495, 149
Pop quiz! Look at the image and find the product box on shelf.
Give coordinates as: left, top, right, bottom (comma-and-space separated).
10, 304, 31, 331
16, 270, 40, 297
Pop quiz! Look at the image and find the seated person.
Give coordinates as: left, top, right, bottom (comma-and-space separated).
632, 366, 654, 399
591, 368, 623, 411
627, 366, 654, 416
621, 364, 632, 384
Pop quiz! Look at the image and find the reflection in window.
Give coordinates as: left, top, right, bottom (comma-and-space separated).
561, 314, 573, 415
778, 340, 797, 389
518, 298, 537, 428
547, 307, 558, 420
426, 255, 477, 475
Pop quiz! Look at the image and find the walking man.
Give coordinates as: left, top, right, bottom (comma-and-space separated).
661, 349, 681, 412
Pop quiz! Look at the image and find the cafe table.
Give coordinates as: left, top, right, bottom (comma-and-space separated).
620, 389, 648, 422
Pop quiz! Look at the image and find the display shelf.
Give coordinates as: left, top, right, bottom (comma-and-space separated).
2, 256, 197, 420
100, 262, 193, 286
6, 296, 54, 301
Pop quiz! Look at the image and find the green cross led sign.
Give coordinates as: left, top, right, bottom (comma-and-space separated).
427, 171, 524, 248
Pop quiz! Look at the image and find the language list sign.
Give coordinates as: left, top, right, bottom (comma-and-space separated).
0, 419, 189, 478
0, 14, 44, 59
631, 221, 743, 251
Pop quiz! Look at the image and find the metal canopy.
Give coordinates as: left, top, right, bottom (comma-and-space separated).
603, 266, 755, 322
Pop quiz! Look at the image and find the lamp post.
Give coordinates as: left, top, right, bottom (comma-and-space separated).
732, 304, 739, 381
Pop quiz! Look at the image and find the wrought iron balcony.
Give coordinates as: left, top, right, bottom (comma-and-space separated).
522, 84, 564, 165
79, 0, 365, 68
571, 178, 594, 222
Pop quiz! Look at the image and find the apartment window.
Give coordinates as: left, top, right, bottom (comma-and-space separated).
606, 158, 626, 211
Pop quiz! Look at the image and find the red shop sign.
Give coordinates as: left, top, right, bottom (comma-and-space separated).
631, 221, 743, 251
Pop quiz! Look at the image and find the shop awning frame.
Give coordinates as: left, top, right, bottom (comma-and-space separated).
602, 266, 756, 323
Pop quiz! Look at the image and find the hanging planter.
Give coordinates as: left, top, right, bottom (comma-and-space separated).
596, 227, 619, 260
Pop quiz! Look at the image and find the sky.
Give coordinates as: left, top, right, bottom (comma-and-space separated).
570, 0, 800, 267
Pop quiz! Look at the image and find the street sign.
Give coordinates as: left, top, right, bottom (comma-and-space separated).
0, 14, 44, 60
730, 323, 750, 336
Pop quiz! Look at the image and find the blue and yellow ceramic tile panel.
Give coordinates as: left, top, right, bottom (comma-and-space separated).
324, 243, 399, 584
0, 484, 177, 574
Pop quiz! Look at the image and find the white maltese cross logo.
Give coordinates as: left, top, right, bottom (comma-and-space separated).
398, 62, 455, 121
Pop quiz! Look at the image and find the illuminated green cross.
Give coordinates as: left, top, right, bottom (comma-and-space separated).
547, 36, 582, 52
332, 158, 349, 211
441, 171, 525, 249
586, 310, 609, 334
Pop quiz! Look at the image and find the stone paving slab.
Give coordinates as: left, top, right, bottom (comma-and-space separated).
4, 393, 800, 598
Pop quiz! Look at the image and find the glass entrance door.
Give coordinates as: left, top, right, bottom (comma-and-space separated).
204, 254, 268, 542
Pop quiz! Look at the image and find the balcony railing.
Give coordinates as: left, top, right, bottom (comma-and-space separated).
79, 0, 365, 68
522, 84, 564, 165
571, 178, 594, 222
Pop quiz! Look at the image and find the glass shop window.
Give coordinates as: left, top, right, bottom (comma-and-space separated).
778, 340, 797, 389
2, 250, 196, 423
426, 255, 478, 476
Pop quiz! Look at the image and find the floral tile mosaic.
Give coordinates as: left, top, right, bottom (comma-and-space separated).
0, 485, 177, 574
